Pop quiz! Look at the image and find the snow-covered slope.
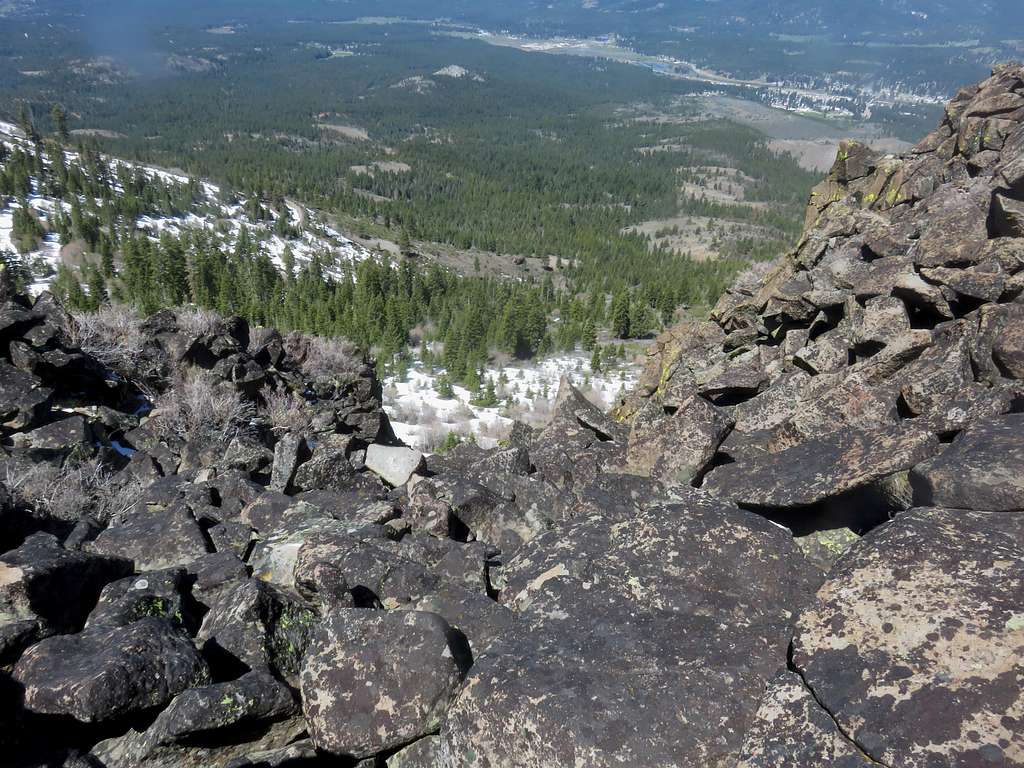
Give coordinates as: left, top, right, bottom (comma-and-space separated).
0, 121, 372, 294
383, 350, 639, 452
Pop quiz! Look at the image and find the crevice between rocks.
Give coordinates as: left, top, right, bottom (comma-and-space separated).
786, 642, 893, 768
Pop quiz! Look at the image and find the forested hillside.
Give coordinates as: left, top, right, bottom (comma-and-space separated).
0, 16, 820, 388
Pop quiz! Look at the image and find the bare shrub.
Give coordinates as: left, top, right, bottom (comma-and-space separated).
295, 335, 364, 379
175, 307, 225, 338
71, 305, 144, 366
476, 418, 511, 443
148, 371, 255, 448
259, 387, 313, 435
4, 456, 142, 525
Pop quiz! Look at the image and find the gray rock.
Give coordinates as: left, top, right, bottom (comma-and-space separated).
89, 500, 211, 571
737, 672, 869, 768
365, 443, 425, 487
440, 496, 818, 767
1, 532, 133, 635
703, 424, 938, 510
626, 394, 734, 485
91, 671, 302, 768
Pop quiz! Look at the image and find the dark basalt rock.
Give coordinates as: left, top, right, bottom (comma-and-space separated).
702, 424, 939, 511
13, 617, 210, 722
90, 671, 302, 768
440, 494, 818, 767
910, 413, 1024, 510
0, 532, 133, 637
88, 500, 211, 572
3, 66, 1024, 767
790, 507, 1024, 767
736, 672, 868, 768
301, 608, 469, 758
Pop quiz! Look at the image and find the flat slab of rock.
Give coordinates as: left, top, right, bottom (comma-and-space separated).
13, 617, 209, 722
910, 413, 1024, 510
791, 507, 1024, 767
365, 444, 424, 487
440, 493, 818, 767
301, 608, 468, 758
702, 425, 938, 509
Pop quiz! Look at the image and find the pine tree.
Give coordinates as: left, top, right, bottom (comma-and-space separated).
610, 290, 631, 339
51, 104, 69, 141
590, 346, 602, 374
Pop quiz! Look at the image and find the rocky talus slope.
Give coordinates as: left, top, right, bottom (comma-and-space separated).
0, 65, 1022, 768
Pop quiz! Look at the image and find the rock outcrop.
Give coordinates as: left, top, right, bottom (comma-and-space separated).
1, 65, 1024, 768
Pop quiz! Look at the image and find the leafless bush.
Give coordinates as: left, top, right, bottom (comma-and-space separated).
147, 371, 255, 448
71, 304, 144, 365
4, 457, 142, 524
295, 335, 364, 379
175, 307, 225, 338
476, 418, 511, 442
259, 386, 313, 435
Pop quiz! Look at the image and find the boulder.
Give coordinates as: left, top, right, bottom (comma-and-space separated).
702, 424, 938, 510
301, 608, 469, 758
910, 413, 1024, 510
13, 617, 209, 722
365, 444, 424, 487
197, 579, 316, 684
90, 671, 302, 768
790, 507, 1024, 766
0, 532, 133, 635
440, 497, 818, 767
737, 672, 869, 768
626, 394, 734, 485
89, 500, 211, 571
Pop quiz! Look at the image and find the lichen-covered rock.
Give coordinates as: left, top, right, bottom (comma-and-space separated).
703, 425, 938, 510
910, 413, 1024, 510
91, 671, 302, 768
197, 579, 316, 685
88, 500, 211, 571
791, 507, 1024, 766
13, 617, 210, 722
0, 532, 133, 635
440, 493, 818, 767
736, 672, 869, 768
301, 608, 469, 758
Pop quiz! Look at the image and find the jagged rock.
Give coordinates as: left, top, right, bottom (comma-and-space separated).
910, 413, 1024, 510
791, 507, 1024, 766
13, 617, 209, 722
91, 671, 302, 768
440, 495, 818, 767
794, 527, 860, 572
268, 434, 308, 493
0, 360, 52, 431
626, 394, 734, 485
86, 568, 198, 631
703, 424, 938, 510
365, 443, 424, 487
992, 192, 1024, 237
737, 671, 869, 768
301, 608, 469, 758
991, 302, 1024, 378
290, 442, 357, 492
11, 414, 91, 457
